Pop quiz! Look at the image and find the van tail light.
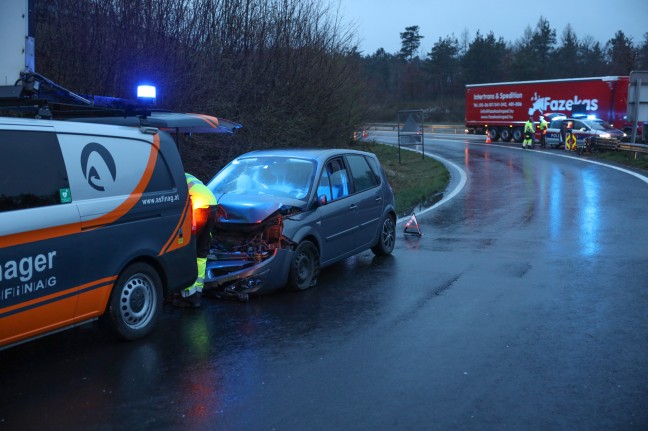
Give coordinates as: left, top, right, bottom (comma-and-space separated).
193, 207, 209, 231
189, 196, 197, 233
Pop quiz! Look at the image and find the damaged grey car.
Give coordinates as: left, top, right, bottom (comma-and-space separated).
204, 148, 397, 300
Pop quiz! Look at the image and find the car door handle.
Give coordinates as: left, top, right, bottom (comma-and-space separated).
375, 196, 382, 203
349, 204, 358, 211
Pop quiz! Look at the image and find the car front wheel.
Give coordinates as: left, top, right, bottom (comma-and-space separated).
103, 262, 163, 340
371, 215, 396, 256
287, 240, 320, 291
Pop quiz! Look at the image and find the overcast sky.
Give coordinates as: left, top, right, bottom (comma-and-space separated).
338, 0, 648, 56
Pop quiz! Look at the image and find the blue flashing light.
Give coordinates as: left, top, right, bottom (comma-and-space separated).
137, 85, 156, 99
586, 114, 597, 120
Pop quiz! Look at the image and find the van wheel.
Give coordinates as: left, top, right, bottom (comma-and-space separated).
104, 262, 163, 340
287, 240, 319, 291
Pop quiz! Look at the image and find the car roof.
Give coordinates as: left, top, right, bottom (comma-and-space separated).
237, 148, 375, 161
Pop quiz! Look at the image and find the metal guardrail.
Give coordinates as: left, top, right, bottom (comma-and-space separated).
366, 123, 465, 134
619, 142, 648, 155
366, 123, 648, 155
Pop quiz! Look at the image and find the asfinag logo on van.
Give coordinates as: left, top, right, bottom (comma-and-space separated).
81, 143, 117, 192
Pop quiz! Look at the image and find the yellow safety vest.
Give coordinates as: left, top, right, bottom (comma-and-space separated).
185, 173, 217, 209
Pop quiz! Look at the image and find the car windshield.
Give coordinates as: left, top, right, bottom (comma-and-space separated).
587, 120, 614, 131
208, 156, 316, 201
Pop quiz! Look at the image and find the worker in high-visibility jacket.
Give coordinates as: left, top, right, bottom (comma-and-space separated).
523, 116, 535, 149
173, 173, 218, 308
538, 116, 548, 148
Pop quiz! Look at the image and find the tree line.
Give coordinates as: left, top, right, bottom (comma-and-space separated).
33, 0, 367, 177
362, 18, 648, 121
31, 2, 647, 175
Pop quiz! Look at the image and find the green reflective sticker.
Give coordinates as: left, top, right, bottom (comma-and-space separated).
59, 188, 72, 203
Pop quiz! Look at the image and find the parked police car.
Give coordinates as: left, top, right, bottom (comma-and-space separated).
0, 117, 197, 349
545, 116, 626, 149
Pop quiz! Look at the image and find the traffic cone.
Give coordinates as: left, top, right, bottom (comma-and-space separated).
404, 213, 422, 236
485, 130, 492, 144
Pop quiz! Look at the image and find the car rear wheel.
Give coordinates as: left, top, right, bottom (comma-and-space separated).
287, 240, 320, 291
371, 215, 396, 256
103, 262, 163, 340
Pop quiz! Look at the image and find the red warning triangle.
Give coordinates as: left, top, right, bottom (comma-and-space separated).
404, 212, 422, 236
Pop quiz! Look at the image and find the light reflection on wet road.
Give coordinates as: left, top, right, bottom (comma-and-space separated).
1, 134, 647, 430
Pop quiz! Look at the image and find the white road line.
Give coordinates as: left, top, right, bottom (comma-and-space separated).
385, 135, 648, 225
394, 147, 467, 225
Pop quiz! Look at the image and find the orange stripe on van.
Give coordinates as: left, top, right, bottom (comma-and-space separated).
0, 275, 117, 346
190, 113, 219, 128
0, 222, 81, 249
0, 275, 117, 316
83, 134, 161, 230
161, 195, 192, 255
0, 295, 79, 346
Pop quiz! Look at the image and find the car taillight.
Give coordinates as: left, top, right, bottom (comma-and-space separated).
217, 204, 227, 221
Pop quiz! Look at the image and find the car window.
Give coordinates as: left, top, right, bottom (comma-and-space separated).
209, 156, 314, 200
318, 158, 350, 201
573, 120, 587, 130
317, 169, 333, 201
0, 130, 71, 212
549, 119, 563, 129
346, 154, 379, 192
589, 120, 613, 131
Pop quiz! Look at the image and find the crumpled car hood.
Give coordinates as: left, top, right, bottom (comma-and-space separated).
216, 194, 305, 224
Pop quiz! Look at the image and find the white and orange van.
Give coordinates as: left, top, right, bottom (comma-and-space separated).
0, 117, 196, 349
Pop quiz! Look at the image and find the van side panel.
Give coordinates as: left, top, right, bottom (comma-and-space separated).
56, 131, 196, 315
1, 124, 196, 349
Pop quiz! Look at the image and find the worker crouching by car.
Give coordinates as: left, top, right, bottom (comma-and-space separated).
173, 173, 218, 309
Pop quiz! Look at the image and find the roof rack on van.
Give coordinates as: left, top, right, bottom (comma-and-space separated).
0, 71, 241, 135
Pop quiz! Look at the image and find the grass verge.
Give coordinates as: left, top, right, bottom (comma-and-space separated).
355, 141, 450, 217
593, 150, 648, 172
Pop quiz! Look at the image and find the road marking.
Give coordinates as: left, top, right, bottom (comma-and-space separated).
394, 146, 467, 225
371, 132, 648, 226
480, 141, 648, 185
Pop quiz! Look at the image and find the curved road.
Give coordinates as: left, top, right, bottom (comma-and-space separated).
1, 133, 647, 430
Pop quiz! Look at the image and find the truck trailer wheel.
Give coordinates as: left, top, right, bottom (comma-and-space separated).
487, 127, 499, 141
512, 127, 524, 143
500, 128, 512, 142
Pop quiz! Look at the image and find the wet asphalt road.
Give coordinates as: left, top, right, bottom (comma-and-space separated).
2, 134, 648, 430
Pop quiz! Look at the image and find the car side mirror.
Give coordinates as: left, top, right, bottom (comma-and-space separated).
580, 128, 587, 132
317, 194, 328, 206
